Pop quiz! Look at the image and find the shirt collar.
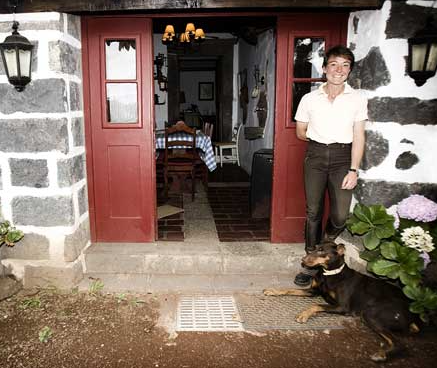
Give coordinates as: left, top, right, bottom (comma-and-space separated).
317, 82, 353, 95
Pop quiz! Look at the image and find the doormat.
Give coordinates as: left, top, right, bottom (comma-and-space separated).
157, 204, 184, 219
176, 295, 243, 332
235, 294, 353, 331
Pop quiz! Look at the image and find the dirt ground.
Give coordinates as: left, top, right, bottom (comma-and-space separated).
1, 287, 437, 368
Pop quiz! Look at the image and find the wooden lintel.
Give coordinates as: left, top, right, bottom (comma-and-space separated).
0, 0, 384, 14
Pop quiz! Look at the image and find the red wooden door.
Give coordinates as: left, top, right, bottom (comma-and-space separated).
271, 14, 348, 243
83, 17, 156, 242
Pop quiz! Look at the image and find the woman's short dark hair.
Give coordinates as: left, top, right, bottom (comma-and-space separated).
323, 45, 355, 70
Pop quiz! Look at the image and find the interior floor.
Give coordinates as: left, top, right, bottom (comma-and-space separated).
157, 164, 270, 242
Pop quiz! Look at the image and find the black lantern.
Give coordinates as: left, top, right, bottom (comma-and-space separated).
0, 21, 34, 92
407, 17, 437, 87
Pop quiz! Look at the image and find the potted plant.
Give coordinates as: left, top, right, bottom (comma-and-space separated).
347, 194, 437, 324
1, 220, 24, 276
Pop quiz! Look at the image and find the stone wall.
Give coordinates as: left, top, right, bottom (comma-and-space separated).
348, 0, 437, 207
0, 12, 88, 288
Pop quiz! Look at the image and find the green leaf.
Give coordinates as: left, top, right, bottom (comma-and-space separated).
360, 249, 381, 262
350, 221, 372, 235
380, 241, 400, 261
374, 224, 395, 239
409, 301, 425, 315
363, 230, 381, 250
370, 205, 393, 225
371, 259, 400, 278
403, 284, 422, 300
399, 271, 421, 287
5, 229, 24, 245
353, 204, 372, 223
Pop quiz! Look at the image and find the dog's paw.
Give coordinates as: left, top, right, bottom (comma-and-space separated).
370, 351, 387, 362
263, 288, 279, 296
295, 312, 310, 323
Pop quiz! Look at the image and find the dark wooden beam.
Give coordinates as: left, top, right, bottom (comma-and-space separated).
0, 0, 384, 14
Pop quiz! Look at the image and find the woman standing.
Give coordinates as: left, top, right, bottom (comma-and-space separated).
293, 45, 368, 286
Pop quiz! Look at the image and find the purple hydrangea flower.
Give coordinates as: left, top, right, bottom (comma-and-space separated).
397, 195, 437, 222
420, 252, 431, 269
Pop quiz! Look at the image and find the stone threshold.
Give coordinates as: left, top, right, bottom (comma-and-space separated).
80, 241, 306, 293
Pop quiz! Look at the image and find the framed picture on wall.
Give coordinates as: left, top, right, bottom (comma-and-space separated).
198, 82, 214, 101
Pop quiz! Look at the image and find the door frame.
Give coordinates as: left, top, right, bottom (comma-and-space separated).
81, 12, 348, 243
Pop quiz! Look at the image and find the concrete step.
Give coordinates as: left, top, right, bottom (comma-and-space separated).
81, 241, 305, 293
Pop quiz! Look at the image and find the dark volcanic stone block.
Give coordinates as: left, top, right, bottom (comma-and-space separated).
349, 47, 390, 91
9, 158, 49, 188
395, 151, 419, 170
361, 130, 389, 171
368, 97, 437, 125
355, 180, 437, 207
0, 118, 69, 154
0, 79, 67, 114
12, 196, 74, 226
386, 1, 437, 39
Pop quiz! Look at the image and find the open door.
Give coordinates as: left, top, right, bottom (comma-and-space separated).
82, 17, 156, 242
271, 14, 348, 242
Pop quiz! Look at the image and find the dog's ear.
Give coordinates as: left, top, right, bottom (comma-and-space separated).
336, 244, 346, 256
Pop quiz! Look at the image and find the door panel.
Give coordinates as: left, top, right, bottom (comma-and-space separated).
83, 17, 155, 242
271, 14, 348, 243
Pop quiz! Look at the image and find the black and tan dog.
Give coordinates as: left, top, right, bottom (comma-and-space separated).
263, 241, 420, 362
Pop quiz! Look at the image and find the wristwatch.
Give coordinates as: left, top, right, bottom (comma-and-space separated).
348, 168, 358, 175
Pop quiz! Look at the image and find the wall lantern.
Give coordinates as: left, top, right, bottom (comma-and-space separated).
407, 17, 437, 87
0, 21, 34, 92
162, 23, 206, 46
154, 53, 168, 92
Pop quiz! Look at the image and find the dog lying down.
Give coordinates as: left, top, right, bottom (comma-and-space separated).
263, 240, 420, 362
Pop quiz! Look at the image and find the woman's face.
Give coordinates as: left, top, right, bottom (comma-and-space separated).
323, 55, 352, 86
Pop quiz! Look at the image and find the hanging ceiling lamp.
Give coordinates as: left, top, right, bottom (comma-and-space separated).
0, 21, 34, 92
162, 22, 205, 46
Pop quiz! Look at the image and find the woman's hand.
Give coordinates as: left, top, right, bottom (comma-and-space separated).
341, 171, 358, 190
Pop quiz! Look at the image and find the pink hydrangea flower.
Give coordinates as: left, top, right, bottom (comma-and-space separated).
397, 195, 437, 223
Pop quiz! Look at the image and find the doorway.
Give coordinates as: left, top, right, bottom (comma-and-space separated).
82, 13, 348, 244
153, 16, 275, 242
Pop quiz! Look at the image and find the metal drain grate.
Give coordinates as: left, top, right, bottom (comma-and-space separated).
177, 295, 243, 331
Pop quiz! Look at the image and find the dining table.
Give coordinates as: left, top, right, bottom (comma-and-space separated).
155, 129, 217, 172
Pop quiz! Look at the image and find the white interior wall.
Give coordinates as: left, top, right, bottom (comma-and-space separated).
180, 70, 216, 114
237, 29, 276, 174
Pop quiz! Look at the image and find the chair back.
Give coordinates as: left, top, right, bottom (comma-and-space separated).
163, 121, 198, 201
234, 124, 242, 143
203, 122, 214, 138
164, 122, 197, 164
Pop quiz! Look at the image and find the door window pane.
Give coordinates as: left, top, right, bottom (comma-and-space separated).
294, 38, 325, 78
105, 39, 136, 80
106, 83, 138, 123
292, 82, 322, 121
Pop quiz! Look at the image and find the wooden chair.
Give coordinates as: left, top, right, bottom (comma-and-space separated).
214, 124, 242, 167
202, 122, 214, 138
164, 122, 197, 201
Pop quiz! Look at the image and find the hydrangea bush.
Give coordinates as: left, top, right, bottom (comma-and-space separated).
347, 194, 437, 323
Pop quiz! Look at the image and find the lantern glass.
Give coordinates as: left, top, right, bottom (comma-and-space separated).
426, 43, 437, 71
412, 43, 427, 71
3, 48, 18, 77
19, 48, 32, 78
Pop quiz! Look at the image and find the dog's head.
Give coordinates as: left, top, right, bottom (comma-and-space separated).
301, 241, 346, 270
